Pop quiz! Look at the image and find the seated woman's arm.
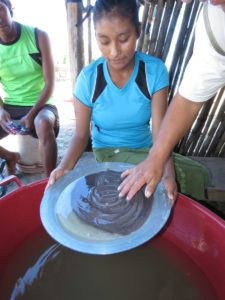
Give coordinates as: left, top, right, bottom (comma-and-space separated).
46, 97, 91, 188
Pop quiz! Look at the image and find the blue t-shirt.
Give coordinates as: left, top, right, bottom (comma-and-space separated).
74, 51, 169, 148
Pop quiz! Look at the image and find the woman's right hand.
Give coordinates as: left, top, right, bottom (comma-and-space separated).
45, 167, 69, 191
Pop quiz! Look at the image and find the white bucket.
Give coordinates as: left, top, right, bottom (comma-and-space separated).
16, 135, 44, 174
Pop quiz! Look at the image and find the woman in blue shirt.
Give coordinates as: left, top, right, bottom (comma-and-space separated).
48, 0, 208, 203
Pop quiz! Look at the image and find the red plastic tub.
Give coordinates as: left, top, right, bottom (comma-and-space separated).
0, 177, 225, 299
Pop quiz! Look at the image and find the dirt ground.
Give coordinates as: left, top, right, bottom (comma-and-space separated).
54, 80, 76, 163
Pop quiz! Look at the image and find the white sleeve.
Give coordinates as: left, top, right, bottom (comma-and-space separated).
179, 54, 225, 102
179, 4, 225, 102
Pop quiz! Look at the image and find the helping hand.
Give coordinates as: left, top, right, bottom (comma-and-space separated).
118, 157, 163, 201
118, 157, 177, 203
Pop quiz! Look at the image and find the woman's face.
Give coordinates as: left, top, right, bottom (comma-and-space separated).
0, 1, 13, 40
95, 14, 139, 71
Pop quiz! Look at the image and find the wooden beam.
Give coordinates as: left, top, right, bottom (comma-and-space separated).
66, 0, 84, 86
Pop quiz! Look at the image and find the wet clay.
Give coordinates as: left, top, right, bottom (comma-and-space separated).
71, 170, 152, 235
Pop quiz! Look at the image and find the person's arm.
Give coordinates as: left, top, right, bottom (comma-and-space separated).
119, 92, 203, 200
46, 98, 91, 188
150, 92, 203, 165
151, 88, 177, 202
21, 29, 55, 128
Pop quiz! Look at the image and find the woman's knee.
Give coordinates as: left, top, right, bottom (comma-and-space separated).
34, 116, 55, 138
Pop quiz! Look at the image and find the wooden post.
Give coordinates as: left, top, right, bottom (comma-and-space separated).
87, 0, 92, 63
65, 0, 84, 87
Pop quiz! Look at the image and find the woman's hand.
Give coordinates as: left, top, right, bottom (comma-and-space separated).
45, 167, 69, 191
162, 175, 178, 205
118, 156, 164, 201
20, 113, 34, 131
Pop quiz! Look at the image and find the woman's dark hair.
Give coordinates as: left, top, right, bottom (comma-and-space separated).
93, 0, 139, 33
0, 0, 13, 16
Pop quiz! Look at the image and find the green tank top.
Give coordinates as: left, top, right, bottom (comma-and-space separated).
0, 23, 53, 106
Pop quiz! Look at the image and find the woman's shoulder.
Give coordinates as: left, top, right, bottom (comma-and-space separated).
17, 23, 41, 50
20, 23, 36, 34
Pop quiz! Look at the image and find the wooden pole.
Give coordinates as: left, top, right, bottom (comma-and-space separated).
144, 4, 155, 53
137, 0, 150, 52
215, 131, 225, 156
198, 91, 225, 156
148, 0, 165, 55
65, 0, 84, 87
155, 0, 174, 58
168, 0, 200, 101
162, 0, 183, 61
178, 98, 213, 154
87, 0, 92, 64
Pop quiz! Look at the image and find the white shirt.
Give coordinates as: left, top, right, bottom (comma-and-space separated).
179, 2, 225, 102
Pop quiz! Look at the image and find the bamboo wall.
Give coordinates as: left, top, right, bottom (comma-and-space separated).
76, 0, 225, 157
137, 0, 225, 157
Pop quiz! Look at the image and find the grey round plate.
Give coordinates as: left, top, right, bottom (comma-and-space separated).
40, 162, 172, 255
